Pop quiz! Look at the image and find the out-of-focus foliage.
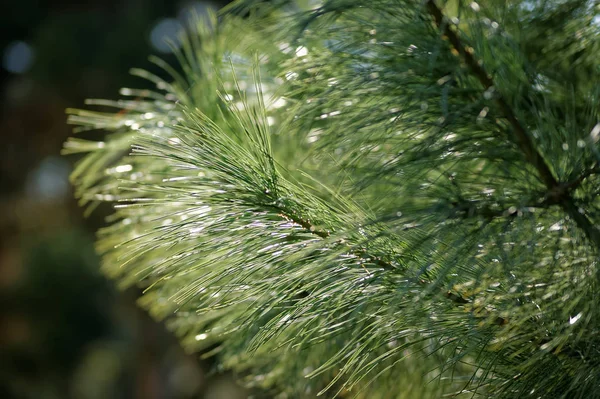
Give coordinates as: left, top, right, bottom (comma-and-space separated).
66, 0, 600, 397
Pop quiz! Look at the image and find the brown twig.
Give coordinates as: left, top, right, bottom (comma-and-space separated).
560, 165, 600, 192
270, 204, 493, 315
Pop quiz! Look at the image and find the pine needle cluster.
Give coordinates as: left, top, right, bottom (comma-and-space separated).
64, 1, 600, 397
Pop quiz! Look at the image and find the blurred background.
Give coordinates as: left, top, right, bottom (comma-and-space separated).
0, 1, 253, 398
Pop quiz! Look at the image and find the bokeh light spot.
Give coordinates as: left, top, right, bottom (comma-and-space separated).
25, 157, 71, 201
2, 41, 34, 74
178, 1, 217, 25
149, 18, 184, 53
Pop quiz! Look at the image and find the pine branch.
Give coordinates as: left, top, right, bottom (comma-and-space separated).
64, 2, 600, 397
425, 0, 600, 248
562, 164, 600, 192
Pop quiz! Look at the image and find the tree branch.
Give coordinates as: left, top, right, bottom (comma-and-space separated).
561, 164, 600, 192
425, 0, 600, 248
268, 204, 501, 316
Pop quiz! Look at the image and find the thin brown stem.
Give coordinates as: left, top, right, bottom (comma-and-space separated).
561, 165, 600, 192
270, 204, 487, 312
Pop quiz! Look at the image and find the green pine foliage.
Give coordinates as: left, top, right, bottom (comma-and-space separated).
64, 1, 600, 397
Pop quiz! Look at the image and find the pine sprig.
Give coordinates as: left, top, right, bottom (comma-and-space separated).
65, 1, 600, 398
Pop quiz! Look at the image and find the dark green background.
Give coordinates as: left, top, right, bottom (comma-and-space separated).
0, 1, 248, 398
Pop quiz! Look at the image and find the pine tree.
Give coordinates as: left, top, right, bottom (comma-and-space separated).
64, 1, 600, 397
